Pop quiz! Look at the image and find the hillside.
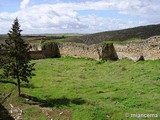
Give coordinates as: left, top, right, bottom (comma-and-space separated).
0, 34, 82, 44
65, 24, 160, 45
1, 24, 160, 45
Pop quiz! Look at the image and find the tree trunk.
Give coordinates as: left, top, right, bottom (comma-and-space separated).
16, 72, 21, 97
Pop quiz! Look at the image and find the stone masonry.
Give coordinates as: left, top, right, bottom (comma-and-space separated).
30, 36, 160, 61
114, 36, 160, 61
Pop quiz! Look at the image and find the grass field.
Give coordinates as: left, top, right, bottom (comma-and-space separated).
0, 57, 160, 120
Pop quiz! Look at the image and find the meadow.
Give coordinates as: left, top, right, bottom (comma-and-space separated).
0, 57, 160, 120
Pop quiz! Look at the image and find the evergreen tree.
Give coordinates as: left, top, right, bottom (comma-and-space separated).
1, 18, 35, 96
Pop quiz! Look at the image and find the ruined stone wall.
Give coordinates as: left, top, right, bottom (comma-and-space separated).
28, 36, 160, 61
58, 43, 102, 60
30, 43, 42, 51
101, 43, 118, 60
42, 42, 60, 58
114, 36, 160, 61
30, 51, 45, 59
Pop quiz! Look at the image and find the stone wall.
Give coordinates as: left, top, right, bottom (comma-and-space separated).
42, 42, 60, 58
58, 36, 160, 61
114, 36, 160, 61
30, 51, 45, 59
58, 43, 102, 60
31, 36, 160, 61
101, 43, 118, 60
27, 36, 160, 61
30, 43, 42, 51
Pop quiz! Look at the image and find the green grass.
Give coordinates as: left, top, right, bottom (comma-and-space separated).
1, 57, 160, 120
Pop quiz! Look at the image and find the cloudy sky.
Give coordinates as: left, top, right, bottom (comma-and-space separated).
0, 0, 160, 34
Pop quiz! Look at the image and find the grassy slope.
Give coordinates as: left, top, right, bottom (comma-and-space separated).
65, 24, 160, 45
0, 57, 160, 120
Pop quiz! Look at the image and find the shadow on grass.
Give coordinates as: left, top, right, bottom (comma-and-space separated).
0, 80, 17, 86
0, 103, 14, 120
0, 80, 40, 89
21, 94, 86, 108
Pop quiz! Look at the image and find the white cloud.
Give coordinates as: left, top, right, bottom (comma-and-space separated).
20, 0, 30, 9
0, 0, 159, 34
116, 0, 160, 22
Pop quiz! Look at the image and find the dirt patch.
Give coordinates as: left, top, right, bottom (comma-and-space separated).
41, 107, 72, 120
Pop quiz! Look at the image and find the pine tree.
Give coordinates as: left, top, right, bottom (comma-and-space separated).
1, 18, 35, 96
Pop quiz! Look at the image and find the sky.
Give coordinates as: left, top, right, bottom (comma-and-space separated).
0, 0, 160, 34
